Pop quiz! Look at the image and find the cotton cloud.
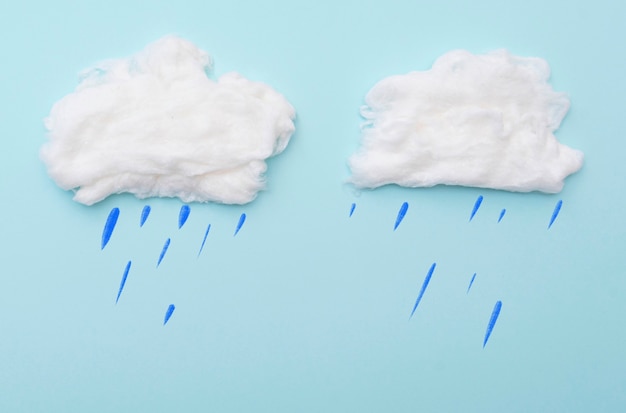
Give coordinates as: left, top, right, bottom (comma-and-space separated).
348, 50, 583, 193
41, 36, 295, 205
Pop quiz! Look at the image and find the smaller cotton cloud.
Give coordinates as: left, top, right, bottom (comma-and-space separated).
348, 50, 583, 193
41, 36, 295, 205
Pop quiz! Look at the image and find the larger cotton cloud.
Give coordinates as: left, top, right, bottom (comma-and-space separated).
348, 50, 583, 193
41, 36, 295, 205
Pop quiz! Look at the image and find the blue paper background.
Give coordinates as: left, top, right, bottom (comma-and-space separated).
1, 0, 624, 411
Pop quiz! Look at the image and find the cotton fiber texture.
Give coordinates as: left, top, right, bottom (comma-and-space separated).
41, 36, 296, 205
348, 50, 583, 193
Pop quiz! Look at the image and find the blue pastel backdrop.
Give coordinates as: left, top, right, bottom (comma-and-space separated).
1, 0, 624, 411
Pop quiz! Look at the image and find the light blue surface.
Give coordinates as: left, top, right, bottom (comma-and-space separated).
1, 1, 625, 411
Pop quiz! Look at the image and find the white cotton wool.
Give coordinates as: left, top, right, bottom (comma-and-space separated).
348, 50, 584, 193
41, 36, 296, 205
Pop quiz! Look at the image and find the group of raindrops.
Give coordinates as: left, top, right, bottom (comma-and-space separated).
101, 195, 563, 346
349, 195, 564, 348
101, 204, 246, 326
